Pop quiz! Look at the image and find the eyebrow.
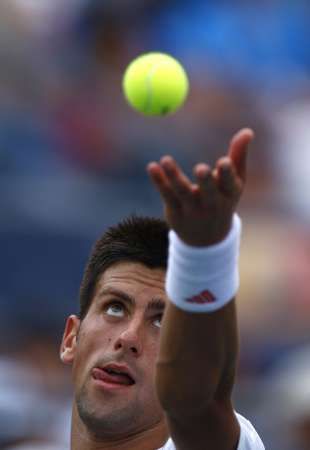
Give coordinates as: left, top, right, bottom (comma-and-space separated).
98, 287, 166, 313
146, 298, 166, 313
98, 287, 134, 306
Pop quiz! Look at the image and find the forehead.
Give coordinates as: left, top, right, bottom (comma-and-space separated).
94, 262, 167, 304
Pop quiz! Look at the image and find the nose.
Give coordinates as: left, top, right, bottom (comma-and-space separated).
114, 322, 143, 357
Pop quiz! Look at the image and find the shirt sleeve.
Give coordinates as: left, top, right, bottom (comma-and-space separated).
158, 412, 265, 450
236, 413, 265, 450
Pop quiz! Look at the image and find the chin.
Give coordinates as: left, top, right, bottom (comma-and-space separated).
76, 393, 142, 437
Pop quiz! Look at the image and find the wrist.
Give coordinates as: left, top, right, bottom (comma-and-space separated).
166, 214, 242, 313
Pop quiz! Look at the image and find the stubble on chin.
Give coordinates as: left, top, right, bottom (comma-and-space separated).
75, 381, 142, 439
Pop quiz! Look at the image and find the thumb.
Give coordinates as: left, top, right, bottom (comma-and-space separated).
228, 128, 254, 182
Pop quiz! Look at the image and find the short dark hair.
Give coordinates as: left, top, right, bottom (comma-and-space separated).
79, 215, 169, 319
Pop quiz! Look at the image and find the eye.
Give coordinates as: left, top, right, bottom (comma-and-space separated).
153, 315, 162, 328
105, 302, 125, 317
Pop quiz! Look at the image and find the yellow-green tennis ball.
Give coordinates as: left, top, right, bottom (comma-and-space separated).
122, 52, 189, 116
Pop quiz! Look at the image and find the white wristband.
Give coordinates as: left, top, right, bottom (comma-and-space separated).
166, 214, 241, 313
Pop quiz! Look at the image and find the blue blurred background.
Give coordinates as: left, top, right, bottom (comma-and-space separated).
1, 1, 310, 448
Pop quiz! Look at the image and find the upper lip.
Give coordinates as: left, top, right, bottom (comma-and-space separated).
98, 363, 136, 384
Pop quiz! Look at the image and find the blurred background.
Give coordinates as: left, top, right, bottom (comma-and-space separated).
0, 0, 310, 448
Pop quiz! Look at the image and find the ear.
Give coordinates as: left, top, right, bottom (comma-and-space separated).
60, 315, 80, 365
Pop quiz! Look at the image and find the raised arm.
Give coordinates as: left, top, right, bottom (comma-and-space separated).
147, 128, 254, 450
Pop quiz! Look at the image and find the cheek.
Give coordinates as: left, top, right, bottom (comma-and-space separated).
145, 337, 160, 374
72, 324, 114, 384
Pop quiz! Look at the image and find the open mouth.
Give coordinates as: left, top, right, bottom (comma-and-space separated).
93, 366, 135, 386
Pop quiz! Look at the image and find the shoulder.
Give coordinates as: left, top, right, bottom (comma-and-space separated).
158, 413, 265, 450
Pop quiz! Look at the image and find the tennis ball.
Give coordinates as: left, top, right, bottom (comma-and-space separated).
122, 52, 189, 116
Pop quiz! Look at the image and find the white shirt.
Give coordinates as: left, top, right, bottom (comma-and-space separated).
158, 413, 265, 449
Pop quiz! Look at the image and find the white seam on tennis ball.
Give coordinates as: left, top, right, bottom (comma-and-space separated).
145, 62, 168, 113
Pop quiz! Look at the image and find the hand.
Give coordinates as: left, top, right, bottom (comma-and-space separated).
147, 128, 254, 247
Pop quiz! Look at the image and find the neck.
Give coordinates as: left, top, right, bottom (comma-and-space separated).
70, 404, 169, 450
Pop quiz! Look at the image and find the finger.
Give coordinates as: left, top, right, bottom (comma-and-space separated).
228, 128, 254, 183
160, 156, 194, 199
216, 157, 241, 197
193, 163, 217, 195
147, 162, 181, 209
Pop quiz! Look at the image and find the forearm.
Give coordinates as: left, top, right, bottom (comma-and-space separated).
156, 216, 241, 417
156, 299, 238, 417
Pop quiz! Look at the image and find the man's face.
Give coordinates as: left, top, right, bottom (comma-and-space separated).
61, 262, 168, 438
